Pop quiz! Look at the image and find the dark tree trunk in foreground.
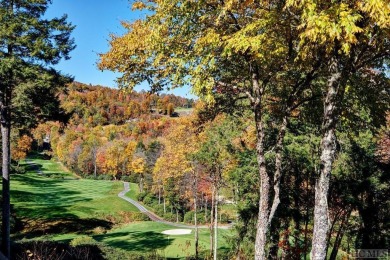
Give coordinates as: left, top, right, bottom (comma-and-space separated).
1, 104, 11, 259
0, 0, 74, 257
311, 57, 343, 260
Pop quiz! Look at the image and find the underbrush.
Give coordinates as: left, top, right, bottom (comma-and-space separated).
12, 240, 164, 260
95, 211, 149, 226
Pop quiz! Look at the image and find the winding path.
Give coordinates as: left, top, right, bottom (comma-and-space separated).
118, 182, 231, 229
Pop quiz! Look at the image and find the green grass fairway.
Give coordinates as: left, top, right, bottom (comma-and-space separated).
5, 155, 231, 258
10, 156, 139, 239
49, 221, 231, 259
93, 222, 230, 259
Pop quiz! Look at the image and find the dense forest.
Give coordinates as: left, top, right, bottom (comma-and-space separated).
0, 0, 389, 259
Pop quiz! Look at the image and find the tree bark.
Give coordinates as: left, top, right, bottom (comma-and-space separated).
194, 195, 199, 260
252, 73, 270, 260
1, 105, 11, 259
210, 183, 215, 257
139, 175, 144, 193
268, 115, 288, 224
93, 150, 97, 179
205, 196, 208, 222
163, 186, 166, 214
193, 169, 199, 260
158, 183, 161, 205
214, 187, 218, 260
326, 209, 342, 258
311, 57, 343, 260
329, 210, 351, 260
268, 216, 282, 259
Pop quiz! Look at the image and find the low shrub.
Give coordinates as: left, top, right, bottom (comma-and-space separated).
120, 175, 130, 182
14, 240, 165, 259
13, 240, 104, 260
183, 211, 195, 224
137, 191, 148, 202
143, 194, 156, 206
183, 211, 210, 224
11, 164, 26, 174
154, 204, 165, 216
70, 236, 96, 247
118, 211, 149, 223
97, 174, 113, 181
163, 212, 175, 222
163, 212, 183, 222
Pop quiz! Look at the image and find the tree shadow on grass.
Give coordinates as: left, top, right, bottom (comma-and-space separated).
14, 217, 113, 239
11, 178, 86, 217
10, 172, 114, 239
26, 152, 51, 160
19, 161, 73, 179
94, 230, 172, 252
22, 162, 43, 173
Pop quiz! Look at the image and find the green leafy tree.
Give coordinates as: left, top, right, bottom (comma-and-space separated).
99, 2, 323, 258
0, 0, 75, 256
285, 1, 390, 258
195, 115, 237, 259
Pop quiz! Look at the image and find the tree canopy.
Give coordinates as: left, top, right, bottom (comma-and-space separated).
0, 0, 75, 257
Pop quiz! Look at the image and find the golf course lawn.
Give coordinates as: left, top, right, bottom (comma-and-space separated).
5, 155, 231, 259
49, 222, 230, 259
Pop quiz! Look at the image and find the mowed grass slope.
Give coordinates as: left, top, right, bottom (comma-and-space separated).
13, 160, 140, 220
6, 155, 231, 259
8, 155, 139, 239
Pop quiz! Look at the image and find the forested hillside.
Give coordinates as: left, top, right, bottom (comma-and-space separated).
1, 0, 389, 259
32, 82, 193, 177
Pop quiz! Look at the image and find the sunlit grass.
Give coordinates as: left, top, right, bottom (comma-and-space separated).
4, 155, 232, 258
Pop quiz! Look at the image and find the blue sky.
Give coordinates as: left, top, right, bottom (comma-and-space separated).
46, 0, 196, 99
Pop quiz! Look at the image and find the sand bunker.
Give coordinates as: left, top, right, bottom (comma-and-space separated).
161, 229, 192, 235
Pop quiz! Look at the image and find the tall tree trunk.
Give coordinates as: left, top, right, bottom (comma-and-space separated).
163, 186, 166, 214
268, 216, 282, 259
158, 182, 161, 205
252, 73, 270, 260
2, 2, 13, 257
311, 57, 343, 260
214, 187, 218, 260
329, 210, 351, 260
194, 195, 199, 260
210, 183, 215, 257
205, 196, 208, 222
93, 152, 97, 179
139, 175, 144, 193
1, 106, 11, 259
268, 114, 288, 224
326, 209, 342, 258
304, 172, 311, 260
193, 169, 199, 260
